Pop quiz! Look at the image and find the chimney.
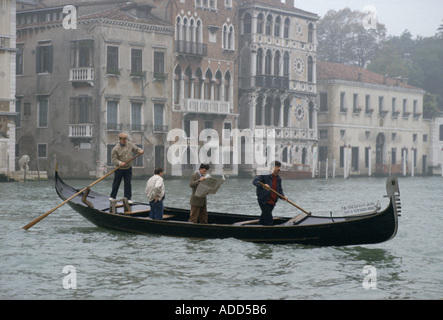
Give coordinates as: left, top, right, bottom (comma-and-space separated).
358, 72, 362, 81
383, 75, 388, 84
285, 0, 295, 7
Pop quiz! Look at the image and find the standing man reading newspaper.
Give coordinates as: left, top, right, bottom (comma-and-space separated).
188, 164, 210, 223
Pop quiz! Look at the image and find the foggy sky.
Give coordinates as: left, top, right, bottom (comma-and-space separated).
294, 0, 442, 37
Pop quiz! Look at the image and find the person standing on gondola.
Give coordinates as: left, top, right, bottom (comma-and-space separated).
110, 133, 144, 204
188, 163, 210, 223
252, 161, 288, 225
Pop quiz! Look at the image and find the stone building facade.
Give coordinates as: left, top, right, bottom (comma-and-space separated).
15, 1, 174, 178
237, 0, 319, 176
317, 61, 427, 177
0, 0, 18, 177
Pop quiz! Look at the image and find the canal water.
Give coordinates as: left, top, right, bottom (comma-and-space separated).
1, 174, 442, 299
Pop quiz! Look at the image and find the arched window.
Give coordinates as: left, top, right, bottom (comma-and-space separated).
284, 18, 290, 38
274, 51, 281, 76
274, 97, 281, 126
257, 13, 264, 34
265, 50, 272, 75
256, 96, 263, 125
308, 101, 314, 129
175, 16, 182, 41
194, 68, 203, 100
256, 48, 263, 75
196, 19, 203, 44
223, 25, 228, 49
243, 13, 252, 34
229, 26, 235, 50
174, 65, 182, 104
183, 17, 188, 42
308, 23, 314, 43
274, 16, 281, 37
266, 14, 272, 36
307, 56, 313, 82
283, 98, 291, 127
283, 52, 290, 77
265, 97, 272, 125
204, 69, 213, 100
215, 70, 222, 101
184, 66, 193, 99
224, 71, 231, 102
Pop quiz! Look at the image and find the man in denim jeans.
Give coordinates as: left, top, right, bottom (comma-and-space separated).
110, 133, 144, 203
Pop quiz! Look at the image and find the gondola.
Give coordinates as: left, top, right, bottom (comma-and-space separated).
55, 170, 401, 246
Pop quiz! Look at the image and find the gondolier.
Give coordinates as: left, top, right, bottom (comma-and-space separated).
110, 133, 144, 203
253, 161, 288, 225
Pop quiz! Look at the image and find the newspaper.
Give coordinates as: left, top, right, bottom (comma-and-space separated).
195, 174, 225, 197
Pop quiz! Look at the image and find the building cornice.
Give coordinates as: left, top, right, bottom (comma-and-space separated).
17, 18, 174, 35
239, 3, 319, 21
318, 79, 425, 95
318, 123, 424, 133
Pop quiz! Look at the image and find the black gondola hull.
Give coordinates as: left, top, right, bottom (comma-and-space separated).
56, 172, 400, 246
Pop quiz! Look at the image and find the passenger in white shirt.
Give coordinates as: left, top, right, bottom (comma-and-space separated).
145, 168, 165, 219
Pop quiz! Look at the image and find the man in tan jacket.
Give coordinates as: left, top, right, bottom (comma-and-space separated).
110, 133, 144, 203
188, 163, 210, 223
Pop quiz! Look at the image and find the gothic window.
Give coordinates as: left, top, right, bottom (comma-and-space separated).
257, 13, 264, 34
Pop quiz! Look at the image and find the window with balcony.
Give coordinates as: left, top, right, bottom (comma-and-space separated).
69, 97, 92, 137
222, 24, 235, 50
70, 40, 94, 82
175, 16, 206, 56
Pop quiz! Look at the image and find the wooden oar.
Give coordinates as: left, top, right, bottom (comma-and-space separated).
22, 153, 142, 230
259, 181, 311, 215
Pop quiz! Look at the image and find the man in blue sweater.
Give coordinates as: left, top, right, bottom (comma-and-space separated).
252, 161, 288, 225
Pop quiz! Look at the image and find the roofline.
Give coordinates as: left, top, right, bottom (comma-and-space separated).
318, 79, 426, 95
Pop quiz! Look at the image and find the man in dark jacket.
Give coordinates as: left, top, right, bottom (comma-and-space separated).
252, 161, 288, 225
